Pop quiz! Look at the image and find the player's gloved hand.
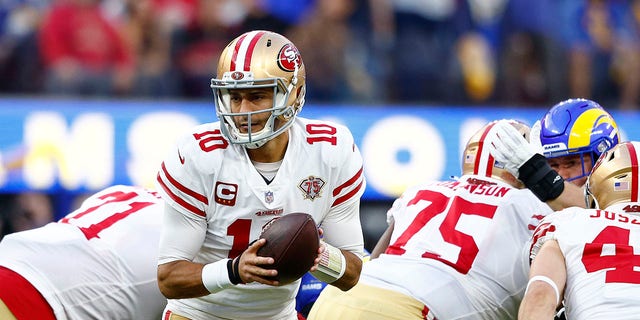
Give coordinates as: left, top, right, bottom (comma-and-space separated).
487, 119, 564, 202
487, 119, 537, 177
529, 120, 544, 154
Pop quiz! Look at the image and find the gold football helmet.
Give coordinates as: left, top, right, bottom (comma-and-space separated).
586, 141, 640, 209
462, 120, 530, 183
211, 30, 306, 149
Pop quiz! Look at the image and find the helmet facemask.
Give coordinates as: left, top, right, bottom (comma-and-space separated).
545, 136, 617, 183
584, 176, 599, 209
212, 72, 301, 149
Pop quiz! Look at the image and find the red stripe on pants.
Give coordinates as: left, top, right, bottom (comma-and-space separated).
0, 266, 55, 320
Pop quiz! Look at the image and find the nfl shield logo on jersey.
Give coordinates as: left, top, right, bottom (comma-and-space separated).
298, 176, 325, 201
265, 191, 274, 204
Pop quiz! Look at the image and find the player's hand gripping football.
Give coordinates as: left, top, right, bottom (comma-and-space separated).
234, 239, 279, 286
311, 228, 348, 284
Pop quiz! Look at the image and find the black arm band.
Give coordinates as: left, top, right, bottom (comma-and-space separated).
518, 153, 565, 202
233, 257, 244, 284
226, 258, 243, 285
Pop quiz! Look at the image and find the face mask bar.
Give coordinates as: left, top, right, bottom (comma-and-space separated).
584, 178, 599, 209
564, 153, 593, 182
210, 75, 296, 148
547, 147, 605, 183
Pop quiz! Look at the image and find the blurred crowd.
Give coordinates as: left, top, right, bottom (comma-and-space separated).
1, 0, 640, 109
3, 0, 640, 240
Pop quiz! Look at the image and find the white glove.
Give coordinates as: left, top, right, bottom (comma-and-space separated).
488, 119, 566, 202
529, 120, 544, 154
486, 119, 538, 178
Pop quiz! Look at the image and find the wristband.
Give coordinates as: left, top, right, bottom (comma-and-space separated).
201, 259, 234, 293
518, 154, 565, 201
310, 242, 346, 283
230, 257, 244, 284
525, 275, 561, 305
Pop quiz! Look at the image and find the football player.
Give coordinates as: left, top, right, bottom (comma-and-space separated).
520, 141, 640, 319
308, 120, 553, 319
0, 185, 166, 319
487, 99, 620, 211
488, 99, 621, 319
154, 30, 366, 319
539, 99, 620, 187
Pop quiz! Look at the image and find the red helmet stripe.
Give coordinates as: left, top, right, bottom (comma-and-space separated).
230, 31, 266, 72
474, 122, 495, 177
243, 31, 265, 70
627, 142, 639, 202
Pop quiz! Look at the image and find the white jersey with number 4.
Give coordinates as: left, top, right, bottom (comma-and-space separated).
155, 117, 366, 320
0, 185, 166, 320
530, 204, 640, 319
361, 175, 552, 319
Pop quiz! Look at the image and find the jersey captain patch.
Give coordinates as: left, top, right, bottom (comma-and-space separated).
215, 181, 238, 206
298, 176, 325, 201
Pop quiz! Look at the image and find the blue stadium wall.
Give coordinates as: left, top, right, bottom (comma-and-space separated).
2, 98, 640, 199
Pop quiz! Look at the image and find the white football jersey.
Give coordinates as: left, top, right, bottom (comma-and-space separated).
0, 185, 166, 320
155, 117, 366, 319
361, 175, 552, 319
530, 204, 640, 319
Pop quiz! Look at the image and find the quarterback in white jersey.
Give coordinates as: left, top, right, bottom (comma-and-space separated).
308, 120, 552, 320
155, 30, 366, 320
0, 185, 166, 320
520, 141, 640, 319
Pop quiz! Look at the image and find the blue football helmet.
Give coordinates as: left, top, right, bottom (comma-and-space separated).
539, 98, 620, 182
295, 272, 328, 318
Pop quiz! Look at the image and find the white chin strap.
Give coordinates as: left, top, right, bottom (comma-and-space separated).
244, 135, 271, 149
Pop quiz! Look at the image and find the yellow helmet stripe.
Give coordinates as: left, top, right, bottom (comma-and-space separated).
567, 109, 612, 149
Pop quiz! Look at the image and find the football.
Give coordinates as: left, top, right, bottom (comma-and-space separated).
257, 212, 320, 285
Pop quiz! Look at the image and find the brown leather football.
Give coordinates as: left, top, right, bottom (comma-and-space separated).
256, 213, 320, 285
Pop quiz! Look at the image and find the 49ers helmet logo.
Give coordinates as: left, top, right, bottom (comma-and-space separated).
278, 44, 302, 72
231, 71, 245, 80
